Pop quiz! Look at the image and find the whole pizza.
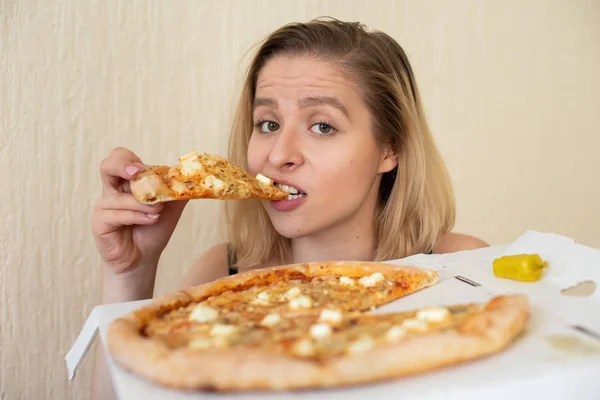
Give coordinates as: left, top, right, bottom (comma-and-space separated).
107, 261, 529, 391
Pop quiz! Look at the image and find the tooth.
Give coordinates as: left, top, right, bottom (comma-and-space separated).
280, 184, 289, 192
288, 187, 299, 194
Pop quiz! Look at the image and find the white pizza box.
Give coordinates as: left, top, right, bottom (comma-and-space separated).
65, 230, 600, 400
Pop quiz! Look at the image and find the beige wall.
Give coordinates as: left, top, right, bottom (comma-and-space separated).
1, 0, 599, 399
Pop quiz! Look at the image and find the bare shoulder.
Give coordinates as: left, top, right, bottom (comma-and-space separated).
433, 232, 489, 254
179, 242, 230, 289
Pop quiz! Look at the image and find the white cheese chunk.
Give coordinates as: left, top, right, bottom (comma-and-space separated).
385, 325, 407, 342
179, 151, 204, 176
260, 313, 281, 327
358, 272, 386, 287
188, 304, 218, 323
252, 291, 271, 305
416, 307, 450, 322
289, 295, 313, 310
283, 287, 301, 300
347, 335, 375, 355
209, 324, 237, 337
203, 175, 225, 191
339, 276, 355, 286
402, 318, 429, 332
309, 323, 332, 339
256, 173, 273, 185
171, 180, 189, 194
319, 308, 343, 324
292, 338, 315, 357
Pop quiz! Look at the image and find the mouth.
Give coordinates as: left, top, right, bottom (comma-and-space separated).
275, 182, 307, 201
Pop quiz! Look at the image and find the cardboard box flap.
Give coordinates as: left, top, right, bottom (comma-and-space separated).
501, 230, 600, 302
65, 307, 99, 380
64, 230, 600, 400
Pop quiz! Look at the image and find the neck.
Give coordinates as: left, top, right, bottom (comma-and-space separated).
290, 210, 378, 264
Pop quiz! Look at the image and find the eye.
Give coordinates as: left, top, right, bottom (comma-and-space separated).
310, 122, 335, 136
255, 120, 280, 133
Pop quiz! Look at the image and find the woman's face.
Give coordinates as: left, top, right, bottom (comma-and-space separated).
247, 55, 397, 239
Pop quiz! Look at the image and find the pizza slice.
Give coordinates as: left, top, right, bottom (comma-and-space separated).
108, 269, 529, 391
129, 151, 289, 204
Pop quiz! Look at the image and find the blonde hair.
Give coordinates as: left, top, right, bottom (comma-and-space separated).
224, 17, 455, 267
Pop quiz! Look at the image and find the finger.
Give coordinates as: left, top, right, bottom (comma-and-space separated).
100, 155, 146, 195
96, 209, 160, 230
98, 192, 164, 214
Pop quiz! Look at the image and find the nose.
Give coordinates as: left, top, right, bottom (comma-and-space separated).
267, 124, 304, 171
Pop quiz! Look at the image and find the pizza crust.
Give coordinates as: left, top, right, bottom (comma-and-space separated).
107, 263, 528, 392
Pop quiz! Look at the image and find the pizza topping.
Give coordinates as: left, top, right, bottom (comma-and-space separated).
401, 318, 429, 332
260, 313, 281, 327
282, 287, 301, 300
188, 304, 219, 323
416, 306, 450, 322
309, 323, 333, 339
179, 151, 204, 176
256, 173, 274, 186
358, 272, 386, 287
385, 325, 407, 342
252, 291, 271, 305
339, 276, 355, 286
292, 338, 315, 357
209, 324, 237, 337
171, 180, 189, 194
347, 335, 375, 355
319, 308, 343, 325
289, 295, 313, 310
203, 175, 226, 192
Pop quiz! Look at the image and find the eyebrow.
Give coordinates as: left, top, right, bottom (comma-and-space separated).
253, 96, 349, 117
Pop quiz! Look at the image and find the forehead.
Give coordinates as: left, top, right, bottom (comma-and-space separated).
255, 56, 358, 98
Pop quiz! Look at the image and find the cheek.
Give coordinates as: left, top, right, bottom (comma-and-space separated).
246, 135, 268, 174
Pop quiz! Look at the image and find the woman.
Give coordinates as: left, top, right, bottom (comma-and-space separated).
91, 17, 488, 399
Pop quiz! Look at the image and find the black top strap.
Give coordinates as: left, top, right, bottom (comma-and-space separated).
227, 243, 239, 275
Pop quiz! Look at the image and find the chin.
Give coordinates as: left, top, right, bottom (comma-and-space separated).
270, 220, 309, 240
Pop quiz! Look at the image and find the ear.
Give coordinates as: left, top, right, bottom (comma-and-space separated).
378, 145, 398, 174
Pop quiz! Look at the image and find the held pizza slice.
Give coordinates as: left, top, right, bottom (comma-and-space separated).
129, 151, 289, 204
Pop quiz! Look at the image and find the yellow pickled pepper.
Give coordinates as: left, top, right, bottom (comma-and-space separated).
492, 254, 548, 282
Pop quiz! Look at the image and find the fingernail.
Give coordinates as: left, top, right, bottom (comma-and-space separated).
134, 162, 146, 171
125, 166, 139, 176
145, 213, 159, 219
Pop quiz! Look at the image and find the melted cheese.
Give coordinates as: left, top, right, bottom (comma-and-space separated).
347, 335, 375, 354
209, 324, 237, 337
309, 323, 332, 339
256, 173, 273, 185
260, 313, 281, 327
319, 308, 343, 324
203, 175, 225, 191
402, 318, 429, 332
188, 304, 218, 323
292, 338, 315, 357
282, 287, 301, 300
289, 295, 313, 310
252, 291, 271, 305
358, 272, 385, 287
339, 276, 355, 286
179, 151, 204, 176
416, 307, 450, 322
385, 325, 407, 342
